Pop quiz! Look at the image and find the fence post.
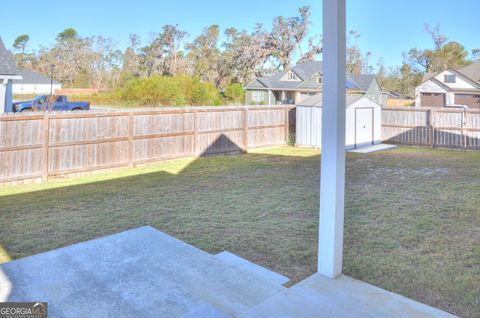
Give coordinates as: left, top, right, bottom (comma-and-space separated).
193, 109, 199, 157
128, 112, 134, 166
244, 107, 249, 152
284, 107, 289, 144
42, 113, 50, 181
463, 109, 467, 149
430, 108, 435, 148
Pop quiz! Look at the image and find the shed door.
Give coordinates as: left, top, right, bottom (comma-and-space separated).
455, 94, 480, 108
355, 108, 373, 148
420, 93, 445, 107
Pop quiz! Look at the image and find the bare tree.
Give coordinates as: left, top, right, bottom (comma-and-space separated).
267, 6, 311, 70
424, 24, 448, 50
346, 31, 372, 74
297, 35, 322, 64
186, 25, 221, 84
159, 25, 189, 75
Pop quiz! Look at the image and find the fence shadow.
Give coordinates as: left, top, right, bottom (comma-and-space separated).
199, 133, 244, 157
383, 126, 480, 149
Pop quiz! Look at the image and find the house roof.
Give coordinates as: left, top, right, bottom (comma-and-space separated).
459, 61, 480, 84
347, 74, 376, 92
247, 60, 376, 92
0, 37, 18, 76
250, 61, 324, 90
13, 69, 61, 85
291, 60, 324, 79
297, 93, 365, 107
421, 62, 480, 85
422, 72, 436, 82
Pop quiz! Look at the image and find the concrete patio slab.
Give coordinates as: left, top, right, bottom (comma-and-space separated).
214, 251, 289, 286
0, 226, 285, 318
240, 273, 457, 318
349, 143, 398, 153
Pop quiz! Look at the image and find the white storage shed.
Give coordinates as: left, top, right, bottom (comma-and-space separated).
296, 93, 381, 149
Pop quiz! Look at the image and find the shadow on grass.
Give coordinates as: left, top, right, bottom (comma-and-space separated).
0, 136, 477, 317
0, 134, 321, 279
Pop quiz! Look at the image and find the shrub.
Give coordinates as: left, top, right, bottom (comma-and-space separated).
224, 83, 245, 104
116, 75, 223, 106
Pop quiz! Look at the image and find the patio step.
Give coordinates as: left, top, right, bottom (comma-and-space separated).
240, 273, 458, 318
214, 251, 289, 286
0, 226, 285, 318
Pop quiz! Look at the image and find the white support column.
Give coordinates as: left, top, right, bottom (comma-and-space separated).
318, 0, 346, 278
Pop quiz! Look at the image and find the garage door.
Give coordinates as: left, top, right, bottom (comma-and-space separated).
420, 93, 445, 107
355, 108, 373, 148
455, 94, 480, 108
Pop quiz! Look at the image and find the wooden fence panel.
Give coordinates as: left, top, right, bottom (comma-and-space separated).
196, 109, 245, 155
133, 135, 194, 163
0, 106, 293, 184
465, 112, 480, 149
0, 115, 44, 181
381, 108, 430, 145
248, 108, 287, 148
382, 107, 480, 150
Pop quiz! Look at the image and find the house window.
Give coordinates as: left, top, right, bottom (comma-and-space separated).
251, 91, 264, 103
317, 77, 323, 84
444, 74, 456, 83
288, 71, 297, 80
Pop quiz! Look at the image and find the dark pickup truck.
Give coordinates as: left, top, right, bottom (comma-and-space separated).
13, 95, 90, 112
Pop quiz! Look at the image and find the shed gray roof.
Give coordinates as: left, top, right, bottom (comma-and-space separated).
297, 93, 365, 107
0, 37, 18, 76
13, 69, 61, 85
246, 60, 375, 92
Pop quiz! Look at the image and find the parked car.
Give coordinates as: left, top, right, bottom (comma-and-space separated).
13, 95, 90, 112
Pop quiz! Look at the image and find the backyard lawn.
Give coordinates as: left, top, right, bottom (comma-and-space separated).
0, 146, 479, 318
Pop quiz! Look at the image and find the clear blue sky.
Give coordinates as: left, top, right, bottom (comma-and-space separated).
2, 0, 478, 69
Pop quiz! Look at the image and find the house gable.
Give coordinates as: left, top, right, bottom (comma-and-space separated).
364, 78, 383, 105
279, 70, 302, 82
433, 69, 479, 90
295, 73, 322, 90
416, 78, 450, 94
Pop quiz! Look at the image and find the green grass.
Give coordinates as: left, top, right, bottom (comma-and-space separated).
0, 146, 479, 317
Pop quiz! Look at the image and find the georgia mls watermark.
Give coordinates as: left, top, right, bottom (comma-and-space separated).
0, 302, 47, 318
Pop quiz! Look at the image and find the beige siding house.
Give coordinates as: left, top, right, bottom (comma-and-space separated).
415, 61, 480, 108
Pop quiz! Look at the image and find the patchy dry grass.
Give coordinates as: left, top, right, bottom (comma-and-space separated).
0, 146, 479, 317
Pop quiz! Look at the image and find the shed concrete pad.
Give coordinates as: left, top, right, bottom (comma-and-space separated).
349, 143, 398, 153
0, 226, 285, 318
241, 273, 457, 318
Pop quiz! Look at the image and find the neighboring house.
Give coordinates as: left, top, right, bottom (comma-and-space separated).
415, 61, 480, 108
13, 69, 62, 95
245, 60, 383, 105
296, 93, 382, 149
0, 37, 21, 113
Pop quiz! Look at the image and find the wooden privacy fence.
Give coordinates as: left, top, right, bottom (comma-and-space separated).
382, 107, 480, 149
0, 106, 293, 184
